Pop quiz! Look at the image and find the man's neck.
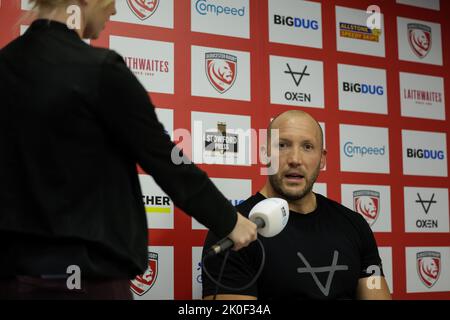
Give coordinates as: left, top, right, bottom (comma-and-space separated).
260, 184, 317, 214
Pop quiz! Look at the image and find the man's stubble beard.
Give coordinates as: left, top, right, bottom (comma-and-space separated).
268, 162, 321, 201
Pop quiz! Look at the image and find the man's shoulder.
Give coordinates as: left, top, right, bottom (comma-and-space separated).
317, 193, 365, 220
316, 193, 372, 231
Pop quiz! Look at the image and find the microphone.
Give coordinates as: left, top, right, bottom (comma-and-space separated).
206, 198, 289, 257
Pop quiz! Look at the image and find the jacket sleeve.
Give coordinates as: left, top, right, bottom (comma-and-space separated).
94, 50, 237, 239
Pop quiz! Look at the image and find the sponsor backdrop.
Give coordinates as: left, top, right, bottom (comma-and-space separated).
0, 0, 448, 300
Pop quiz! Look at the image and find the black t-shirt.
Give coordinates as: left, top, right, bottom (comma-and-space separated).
202, 192, 384, 300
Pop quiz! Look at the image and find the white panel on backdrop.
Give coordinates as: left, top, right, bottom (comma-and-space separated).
155, 108, 174, 140
340, 125, 390, 174
313, 183, 327, 197
341, 184, 392, 232
335, 6, 385, 57
20, 25, 28, 35
378, 247, 394, 293
268, 0, 322, 49
404, 187, 449, 233
192, 177, 252, 230
109, 36, 174, 94
402, 130, 447, 177
139, 174, 174, 229
400, 72, 445, 120
396, 0, 440, 10
338, 64, 387, 115
406, 247, 450, 293
111, 0, 173, 29
191, 0, 250, 39
192, 246, 203, 300
191, 112, 251, 166
191, 46, 251, 101
397, 17, 442, 66
21, 0, 33, 10
130, 246, 174, 299
270, 55, 324, 108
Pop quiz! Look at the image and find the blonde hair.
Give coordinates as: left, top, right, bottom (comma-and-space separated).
28, 0, 114, 10
17, 0, 114, 28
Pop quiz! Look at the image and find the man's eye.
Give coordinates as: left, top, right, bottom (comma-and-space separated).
304, 144, 313, 150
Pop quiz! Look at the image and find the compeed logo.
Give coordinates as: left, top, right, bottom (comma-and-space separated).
195, 0, 246, 17
417, 251, 441, 288
343, 142, 386, 158
353, 190, 380, 226
408, 23, 432, 58
130, 252, 159, 295
205, 52, 237, 93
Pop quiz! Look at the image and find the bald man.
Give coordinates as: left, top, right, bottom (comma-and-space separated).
201, 110, 392, 300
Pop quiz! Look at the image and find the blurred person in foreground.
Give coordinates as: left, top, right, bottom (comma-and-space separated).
0, 0, 257, 299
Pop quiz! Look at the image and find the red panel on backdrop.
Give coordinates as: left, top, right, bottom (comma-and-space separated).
1, 0, 448, 299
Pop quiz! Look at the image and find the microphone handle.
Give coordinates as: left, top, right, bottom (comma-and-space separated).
207, 217, 265, 256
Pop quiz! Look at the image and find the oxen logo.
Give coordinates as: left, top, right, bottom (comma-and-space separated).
127, 0, 159, 20
417, 251, 441, 288
205, 52, 237, 93
353, 190, 380, 226
130, 252, 159, 296
408, 23, 432, 58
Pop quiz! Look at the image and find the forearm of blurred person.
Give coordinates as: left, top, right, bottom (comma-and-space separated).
95, 51, 249, 240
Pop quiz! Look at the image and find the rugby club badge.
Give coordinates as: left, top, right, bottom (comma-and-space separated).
127, 0, 159, 20
417, 251, 441, 288
205, 52, 237, 93
130, 252, 159, 296
353, 190, 380, 226
408, 23, 432, 58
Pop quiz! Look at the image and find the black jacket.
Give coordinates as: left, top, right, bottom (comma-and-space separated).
0, 20, 237, 277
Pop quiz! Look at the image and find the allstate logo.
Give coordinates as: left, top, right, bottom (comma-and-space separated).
344, 141, 386, 158
196, 0, 246, 17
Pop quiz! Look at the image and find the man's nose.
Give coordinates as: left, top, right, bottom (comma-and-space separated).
287, 147, 302, 166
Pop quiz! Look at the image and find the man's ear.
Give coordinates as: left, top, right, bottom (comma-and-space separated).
320, 149, 327, 170
260, 144, 270, 166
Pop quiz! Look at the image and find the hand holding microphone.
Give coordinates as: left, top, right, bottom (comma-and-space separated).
227, 212, 258, 252
206, 198, 289, 257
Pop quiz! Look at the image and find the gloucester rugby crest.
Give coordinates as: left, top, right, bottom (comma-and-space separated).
205, 52, 237, 93
130, 252, 158, 296
127, 0, 159, 20
353, 190, 380, 226
408, 23, 432, 58
417, 251, 441, 288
